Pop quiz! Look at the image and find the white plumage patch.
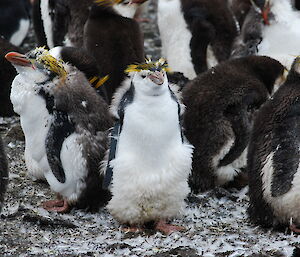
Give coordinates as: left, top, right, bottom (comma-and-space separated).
258, 0, 300, 69
10, 75, 50, 181
44, 133, 87, 203
40, 0, 54, 49
107, 75, 193, 225
157, 0, 197, 80
261, 151, 300, 225
9, 19, 30, 46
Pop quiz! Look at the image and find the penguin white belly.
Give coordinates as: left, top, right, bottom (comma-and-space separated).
9, 19, 30, 46
262, 152, 300, 224
40, 0, 54, 49
258, 18, 300, 69
10, 76, 50, 180
45, 133, 87, 203
108, 97, 193, 224
157, 0, 197, 80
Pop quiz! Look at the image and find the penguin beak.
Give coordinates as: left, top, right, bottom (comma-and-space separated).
148, 71, 164, 85
5, 52, 32, 67
262, 1, 270, 25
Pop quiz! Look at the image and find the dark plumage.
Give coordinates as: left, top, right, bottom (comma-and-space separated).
180, 0, 238, 73
0, 37, 20, 116
83, 4, 144, 103
0, 136, 8, 212
183, 56, 284, 193
248, 57, 300, 229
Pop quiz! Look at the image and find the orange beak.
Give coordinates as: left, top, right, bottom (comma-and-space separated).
262, 3, 270, 25
148, 71, 164, 85
5, 52, 32, 67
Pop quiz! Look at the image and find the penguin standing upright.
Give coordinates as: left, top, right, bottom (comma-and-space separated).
182, 56, 284, 193
0, 0, 30, 46
0, 136, 8, 213
6, 48, 113, 212
248, 57, 300, 232
157, 0, 238, 80
233, 0, 300, 69
83, 0, 147, 103
0, 37, 20, 117
104, 59, 193, 234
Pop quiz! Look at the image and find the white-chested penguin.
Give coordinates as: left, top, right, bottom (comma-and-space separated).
0, 37, 20, 117
103, 59, 193, 234
183, 56, 284, 193
0, 0, 30, 46
0, 136, 8, 213
157, 0, 238, 80
232, 0, 300, 69
248, 57, 300, 232
83, 0, 147, 103
6, 48, 113, 212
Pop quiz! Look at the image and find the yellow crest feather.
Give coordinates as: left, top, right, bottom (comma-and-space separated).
125, 58, 171, 73
94, 0, 123, 6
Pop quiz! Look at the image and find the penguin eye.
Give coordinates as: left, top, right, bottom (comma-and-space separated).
141, 74, 146, 79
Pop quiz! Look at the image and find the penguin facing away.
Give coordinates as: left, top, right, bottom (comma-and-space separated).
104, 59, 193, 234
182, 56, 284, 193
6, 48, 112, 212
0, 37, 20, 117
248, 57, 300, 232
0, 0, 30, 46
0, 136, 8, 213
83, 0, 146, 103
157, 0, 238, 80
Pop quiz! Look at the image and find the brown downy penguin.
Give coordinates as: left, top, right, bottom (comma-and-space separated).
0, 136, 8, 213
83, 0, 147, 103
248, 57, 300, 232
6, 48, 112, 212
183, 56, 284, 193
157, 0, 238, 79
103, 59, 193, 234
0, 37, 20, 117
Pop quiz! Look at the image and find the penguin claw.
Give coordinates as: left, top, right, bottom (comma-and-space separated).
155, 220, 185, 235
42, 199, 70, 213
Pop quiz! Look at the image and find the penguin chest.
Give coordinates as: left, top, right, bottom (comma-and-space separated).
157, 0, 196, 79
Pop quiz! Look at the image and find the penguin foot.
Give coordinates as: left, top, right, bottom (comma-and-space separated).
155, 220, 185, 235
290, 223, 300, 233
42, 199, 70, 213
122, 226, 143, 233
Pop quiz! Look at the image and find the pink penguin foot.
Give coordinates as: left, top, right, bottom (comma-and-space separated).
290, 223, 300, 233
122, 225, 143, 233
42, 199, 70, 213
155, 220, 185, 235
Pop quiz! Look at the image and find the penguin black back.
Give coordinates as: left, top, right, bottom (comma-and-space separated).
0, 37, 20, 116
83, 4, 144, 103
180, 0, 238, 73
0, 136, 8, 212
183, 56, 284, 193
248, 57, 300, 229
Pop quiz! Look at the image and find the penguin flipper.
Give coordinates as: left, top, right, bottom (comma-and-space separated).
271, 102, 300, 197
46, 111, 75, 183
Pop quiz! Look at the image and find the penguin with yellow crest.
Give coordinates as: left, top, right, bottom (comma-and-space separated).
6, 47, 112, 212
103, 59, 193, 234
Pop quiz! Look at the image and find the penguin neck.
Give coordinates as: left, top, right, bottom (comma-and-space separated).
112, 4, 138, 19
133, 83, 170, 104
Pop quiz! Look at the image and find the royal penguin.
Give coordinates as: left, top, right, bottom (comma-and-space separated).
182, 56, 284, 193
248, 57, 300, 232
6, 48, 113, 212
83, 0, 147, 103
0, 0, 30, 46
0, 37, 20, 117
103, 59, 193, 234
157, 0, 238, 80
0, 136, 8, 213
234, 0, 300, 69
7, 46, 110, 182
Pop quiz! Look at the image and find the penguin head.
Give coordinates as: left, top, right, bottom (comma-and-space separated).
250, 0, 270, 25
5, 47, 67, 84
95, 0, 148, 18
125, 58, 170, 95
